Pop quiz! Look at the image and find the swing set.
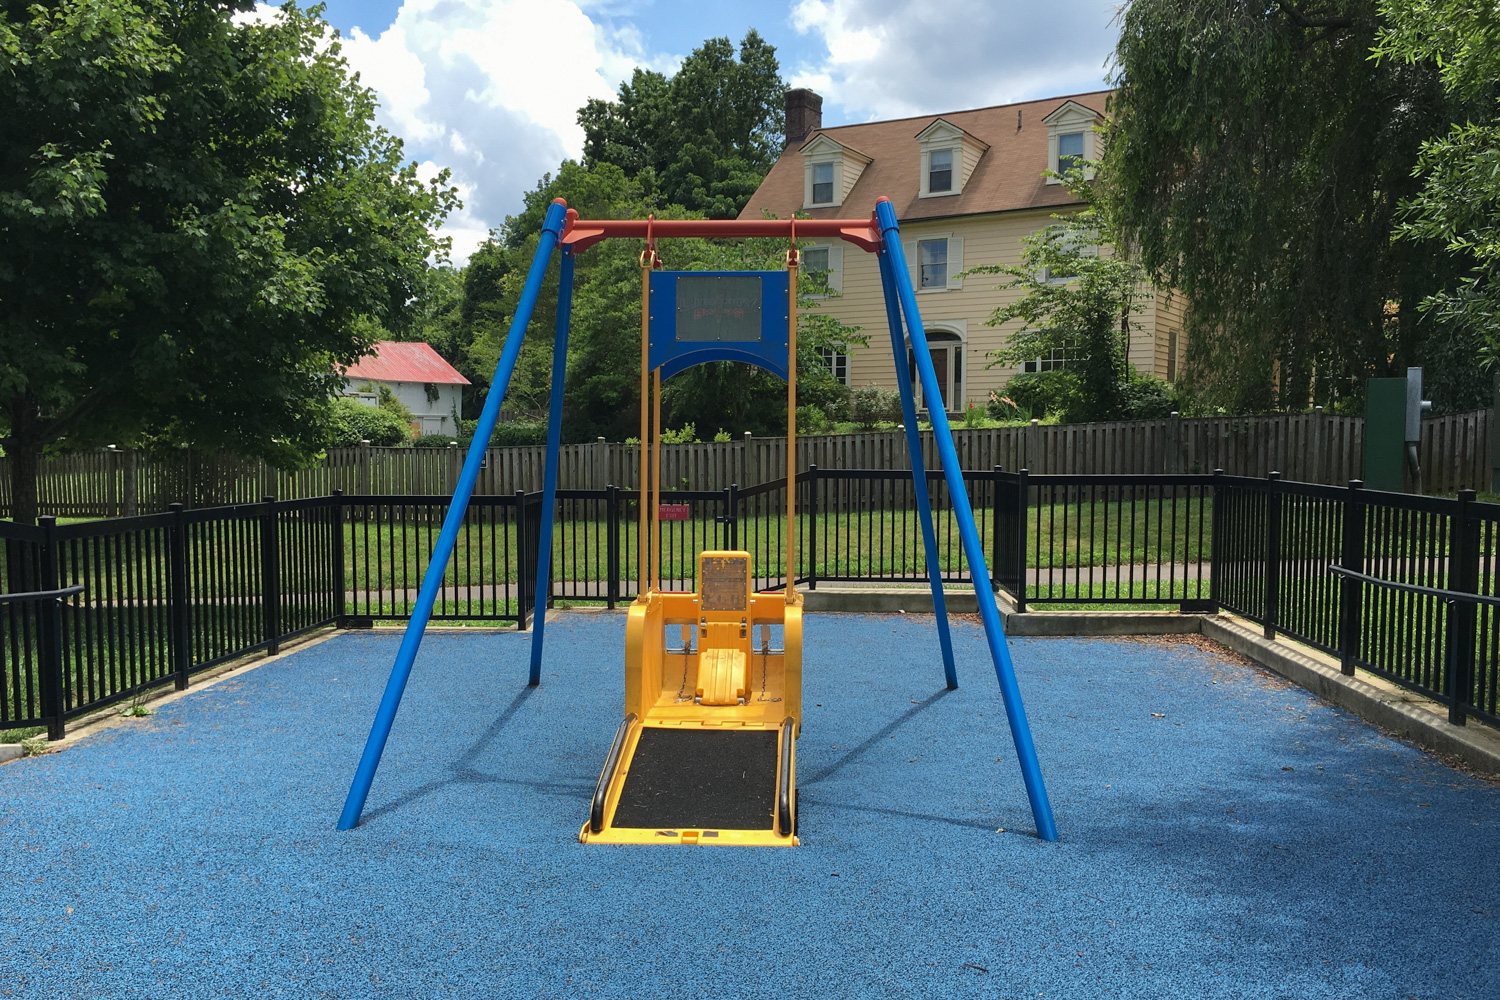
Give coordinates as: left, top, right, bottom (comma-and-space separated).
336, 197, 1058, 844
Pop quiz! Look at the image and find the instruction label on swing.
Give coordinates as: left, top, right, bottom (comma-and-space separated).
675, 275, 762, 342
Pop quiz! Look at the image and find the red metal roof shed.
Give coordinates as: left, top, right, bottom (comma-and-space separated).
343, 341, 470, 385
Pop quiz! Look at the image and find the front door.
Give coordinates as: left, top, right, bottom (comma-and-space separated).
929, 349, 950, 411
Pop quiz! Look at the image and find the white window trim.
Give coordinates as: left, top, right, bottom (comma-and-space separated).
805, 158, 840, 208
904, 233, 966, 293
919, 147, 960, 199
800, 243, 843, 299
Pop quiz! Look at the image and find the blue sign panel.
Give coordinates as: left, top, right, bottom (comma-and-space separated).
648, 270, 790, 381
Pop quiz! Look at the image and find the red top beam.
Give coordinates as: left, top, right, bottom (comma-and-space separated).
559, 210, 884, 253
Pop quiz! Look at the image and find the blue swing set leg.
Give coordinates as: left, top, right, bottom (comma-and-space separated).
875, 199, 1058, 842
876, 249, 958, 691
528, 246, 575, 686
337, 200, 569, 831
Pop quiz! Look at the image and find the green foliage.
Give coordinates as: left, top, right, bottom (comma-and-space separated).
20, 736, 49, 757
850, 383, 901, 429
1373, 0, 1500, 408
0, 1, 457, 522
796, 405, 833, 435
0, 726, 44, 743
1118, 371, 1177, 420
579, 32, 785, 219
660, 424, 699, 444
412, 434, 460, 448
1103, 0, 1486, 412
327, 398, 409, 447
712, 428, 732, 443
971, 189, 1146, 422
1001, 371, 1080, 422
488, 422, 547, 447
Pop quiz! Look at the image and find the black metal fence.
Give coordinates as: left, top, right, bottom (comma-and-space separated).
4, 468, 1499, 736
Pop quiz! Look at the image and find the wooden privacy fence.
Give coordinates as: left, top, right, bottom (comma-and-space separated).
2, 408, 1490, 518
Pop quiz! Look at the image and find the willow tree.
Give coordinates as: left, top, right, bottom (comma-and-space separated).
1102, 0, 1486, 412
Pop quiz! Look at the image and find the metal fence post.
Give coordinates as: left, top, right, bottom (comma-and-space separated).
1449, 488, 1480, 725
605, 484, 619, 609
515, 490, 531, 629
727, 483, 740, 551
1338, 479, 1365, 676
1264, 471, 1282, 640
991, 466, 1004, 578
1209, 469, 1225, 609
168, 502, 191, 690
807, 465, 818, 590
1015, 468, 1029, 614
331, 489, 346, 626
261, 495, 281, 655
37, 516, 66, 741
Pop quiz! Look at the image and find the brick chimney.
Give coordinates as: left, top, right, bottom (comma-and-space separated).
784, 89, 823, 149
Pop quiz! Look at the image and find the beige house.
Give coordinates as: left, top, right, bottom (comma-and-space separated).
739, 89, 1185, 414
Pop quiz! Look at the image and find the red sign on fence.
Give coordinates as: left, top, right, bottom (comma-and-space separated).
658, 503, 691, 521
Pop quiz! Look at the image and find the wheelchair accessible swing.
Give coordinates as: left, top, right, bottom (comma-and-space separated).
337, 198, 1058, 844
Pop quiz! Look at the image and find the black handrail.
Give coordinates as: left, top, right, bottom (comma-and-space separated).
0, 584, 85, 605
590, 713, 636, 834
1329, 565, 1500, 608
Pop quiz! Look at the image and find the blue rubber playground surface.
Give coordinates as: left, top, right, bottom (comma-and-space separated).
3, 613, 1498, 999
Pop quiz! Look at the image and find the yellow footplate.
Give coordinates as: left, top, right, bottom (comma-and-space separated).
580, 718, 797, 847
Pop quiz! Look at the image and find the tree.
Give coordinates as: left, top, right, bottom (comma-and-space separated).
969, 180, 1148, 423
1102, 0, 1485, 413
1374, 1, 1500, 397
0, 2, 456, 523
578, 31, 785, 219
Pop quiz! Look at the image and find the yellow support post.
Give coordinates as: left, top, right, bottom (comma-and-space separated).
785, 247, 798, 601
638, 245, 654, 598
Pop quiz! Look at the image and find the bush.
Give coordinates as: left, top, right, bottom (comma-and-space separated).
413, 434, 461, 448
1000, 370, 1079, 421
326, 397, 410, 447
796, 405, 834, 435
660, 424, 698, 444
1118, 373, 1177, 420
489, 422, 548, 447
850, 383, 901, 429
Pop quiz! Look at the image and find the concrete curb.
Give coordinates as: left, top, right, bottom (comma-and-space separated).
0, 745, 21, 763
1202, 615, 1500, 776
801, 587, 979, 613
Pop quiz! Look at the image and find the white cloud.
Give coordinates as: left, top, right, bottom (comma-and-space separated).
339, 0, 676, 261
789, 0, 1119, 121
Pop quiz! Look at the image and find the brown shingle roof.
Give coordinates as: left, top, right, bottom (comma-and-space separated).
738, 89, 1112, 223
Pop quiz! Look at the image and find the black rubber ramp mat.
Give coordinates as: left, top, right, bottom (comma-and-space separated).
611, 727, 779, 831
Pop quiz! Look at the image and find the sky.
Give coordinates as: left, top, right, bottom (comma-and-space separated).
289, 0, 1123, 262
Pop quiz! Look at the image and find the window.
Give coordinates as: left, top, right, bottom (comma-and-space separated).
818, 347, 849, 384
1023, 347, 1071, 374
1167, 329, 1179, 382
1057, 132, 1084, 175
928, 149, 953, 193
812, 162, 834, 204
919, 239, 948, 288
803, 246, 828, 279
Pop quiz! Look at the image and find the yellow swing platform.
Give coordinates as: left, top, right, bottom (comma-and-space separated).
580, 237, 806, 847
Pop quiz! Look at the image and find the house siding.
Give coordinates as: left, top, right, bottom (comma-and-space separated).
809, 207, 1166, 410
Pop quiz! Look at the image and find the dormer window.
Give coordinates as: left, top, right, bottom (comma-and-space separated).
915, 118, 987, 199
1057, 132, 1084, 174
812, 163, 834, 204
799, 133, 871, 210
928, 149, 953, 193
1042, 101, 1102, 184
